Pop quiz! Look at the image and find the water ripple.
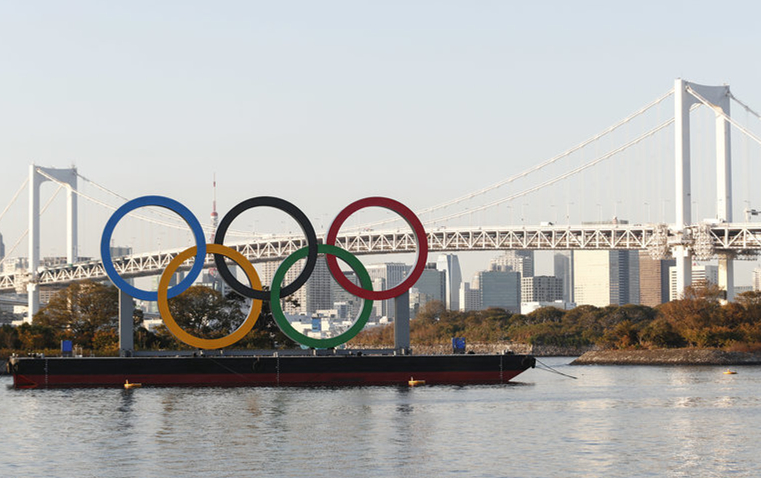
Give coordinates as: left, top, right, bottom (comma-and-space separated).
2, 360, 761, 477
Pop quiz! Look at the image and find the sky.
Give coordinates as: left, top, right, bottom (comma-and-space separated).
2, 1, 761, 282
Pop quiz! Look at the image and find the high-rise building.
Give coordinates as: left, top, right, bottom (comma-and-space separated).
331, 270, 361, 319
669, 264, 719, 301
736, 285, 753, 296
1, 257, 27, 274
109, 245, 132, 258
754, 267, 761, 292
574, 250, 640, 307
411, 263, 445, 312
436, 254, 462, 311
306, 257, 333, 314
476, 270, 521, 313
521, 276, 563, 303
257, 257, 335, 316
0, 232, 5, 262
459, 282, 481, 312
491, 251, 534, 278
553, 252, 573, 302
258, 259, 307, 315
366, 262, 409, 320
413, 263, 445, 302
626, 252, 640, 305
371, 277, 386, 318
639, 251, 675, 306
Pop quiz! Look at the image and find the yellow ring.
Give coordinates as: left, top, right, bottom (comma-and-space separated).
158, 243, 263, 349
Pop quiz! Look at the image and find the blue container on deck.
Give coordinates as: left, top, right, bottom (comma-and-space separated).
61, 340, 73, 357
452, 337, 466, 354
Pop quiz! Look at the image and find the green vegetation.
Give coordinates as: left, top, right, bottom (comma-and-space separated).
353, 285, 761, 351
0, 280, 295, 359
3, 281, 761, 359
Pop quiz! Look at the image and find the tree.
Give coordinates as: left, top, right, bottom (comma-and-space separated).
657, 284, 726, 347
34, 280, 118, 337
525, 306, 565, 324
164, 285, 247, 340
639, 318, 684, 348
239, 287, 297, 349
162, 285, 298, 349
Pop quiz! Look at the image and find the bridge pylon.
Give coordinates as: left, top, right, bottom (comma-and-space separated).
674, 79, 733, 300
26, 164, 78, 323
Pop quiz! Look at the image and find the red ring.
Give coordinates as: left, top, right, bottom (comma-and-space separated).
326, 197, 428, 301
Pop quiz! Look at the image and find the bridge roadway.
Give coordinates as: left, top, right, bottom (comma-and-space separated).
1, 222, 759, 293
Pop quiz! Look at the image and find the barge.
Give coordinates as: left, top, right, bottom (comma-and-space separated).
8, 352, 536, 389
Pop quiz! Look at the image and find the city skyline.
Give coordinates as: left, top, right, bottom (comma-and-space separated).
3, 2, 761, 297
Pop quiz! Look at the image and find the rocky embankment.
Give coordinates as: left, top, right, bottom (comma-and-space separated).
572, 348, 761, 365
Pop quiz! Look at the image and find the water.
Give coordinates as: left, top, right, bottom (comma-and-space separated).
2, 358, 760, 477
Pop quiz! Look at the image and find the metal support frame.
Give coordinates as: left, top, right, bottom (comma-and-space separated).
119, 289, 135, 356
394, 291, 410, 353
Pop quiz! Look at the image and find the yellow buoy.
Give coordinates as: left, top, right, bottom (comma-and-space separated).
408, 377, 425, 386
723, 370, 737, 375
124, 380, 142, 389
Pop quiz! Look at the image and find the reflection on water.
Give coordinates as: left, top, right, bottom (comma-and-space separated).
2, 360, 761, 477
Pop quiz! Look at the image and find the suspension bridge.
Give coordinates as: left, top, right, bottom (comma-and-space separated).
3, 79, 761, 323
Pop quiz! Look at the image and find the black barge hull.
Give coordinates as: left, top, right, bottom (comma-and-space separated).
9, 353, 536, 389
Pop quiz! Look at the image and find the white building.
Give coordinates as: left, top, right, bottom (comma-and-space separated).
554, 251, 574, 302
573, 250, 639, 307
436, 254, 462, 311
458, 282, 481, 312
669, 264, 719, 301
521, 301, 577, 315
521, 275, 563, 304
491, 250, 534, 277
366, 262, 409, 320
753, 267, 761, 291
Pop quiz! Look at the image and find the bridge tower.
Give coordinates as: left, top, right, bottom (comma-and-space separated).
674, 79, 732, 300
26, 164, 78, 323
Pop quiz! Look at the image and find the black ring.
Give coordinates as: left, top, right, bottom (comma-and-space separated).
213, 196, 318, 300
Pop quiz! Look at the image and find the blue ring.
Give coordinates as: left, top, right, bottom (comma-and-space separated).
100, 196, 207, 301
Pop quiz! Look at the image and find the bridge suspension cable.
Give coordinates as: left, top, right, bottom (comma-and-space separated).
688, 87, 761, 149
36, 168, 202, 233
730, 93, 761, 121
345, 88, 675, 231
0, 178, 28, 225
423, 113, 680, 225
73, 170, 251, 237
0, 183, 63, 268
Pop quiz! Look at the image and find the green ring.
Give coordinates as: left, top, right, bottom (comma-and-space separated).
270, 244, 373, 349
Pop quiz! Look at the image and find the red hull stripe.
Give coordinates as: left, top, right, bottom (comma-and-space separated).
14, 370, 526, 389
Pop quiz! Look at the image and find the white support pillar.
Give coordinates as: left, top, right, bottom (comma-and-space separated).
715, 92, 732, 223
66, 172, 78, 265
27, 165, 41, 323
714, 87, 734, 301
718, 255, 734, 302
26, 165, 79, 322
674, 79, 694, 298
683, 82, 734, 301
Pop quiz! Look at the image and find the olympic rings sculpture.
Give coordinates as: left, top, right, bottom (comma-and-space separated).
100, 195, 428, 350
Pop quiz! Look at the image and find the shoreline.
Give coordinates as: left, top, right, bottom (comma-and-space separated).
572, 349, 761, 366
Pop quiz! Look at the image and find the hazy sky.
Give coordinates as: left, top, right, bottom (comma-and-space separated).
2, 1, 761, 281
